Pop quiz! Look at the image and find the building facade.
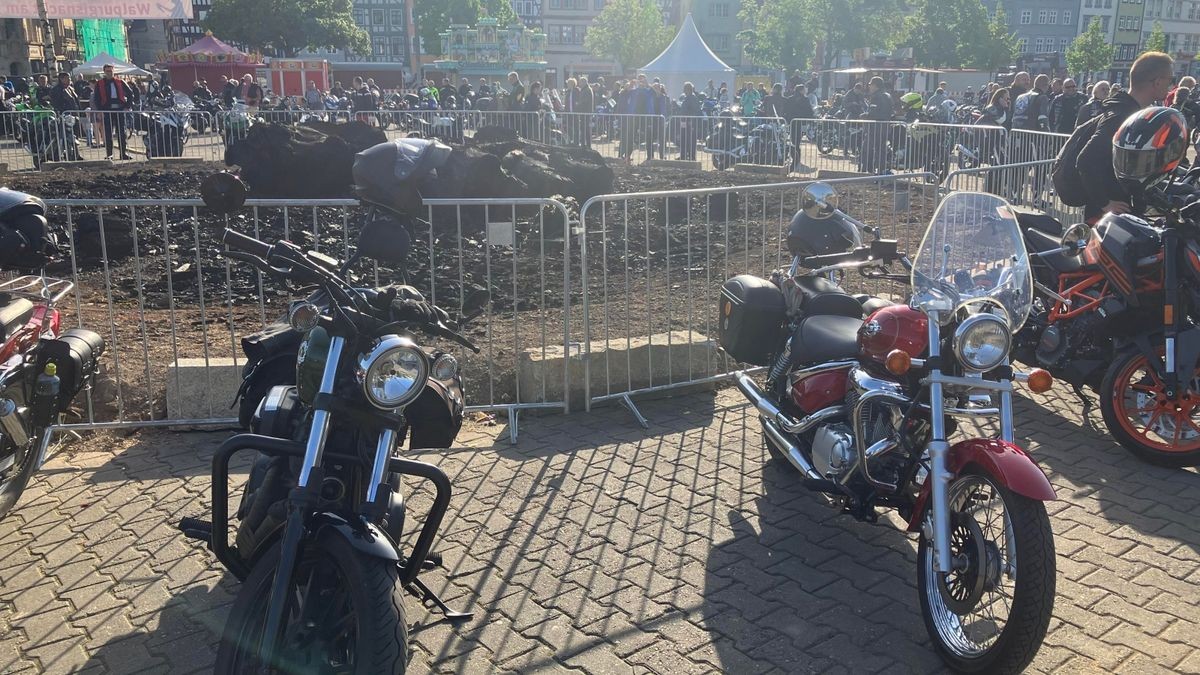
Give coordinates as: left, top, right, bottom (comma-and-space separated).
168, 0, 213, 50
0, 19, 81, 77
76, 20, 128, 61
1111, 0, 1146, 82
542, 0, 618, 82
1142, 0, 1200, 75
127, 20, 172, 70
683, 0, 745, 69
511, 0, 543, 28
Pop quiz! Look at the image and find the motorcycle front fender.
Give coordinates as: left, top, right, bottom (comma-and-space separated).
905, 438, 1055, 532
311, 512, 400, 561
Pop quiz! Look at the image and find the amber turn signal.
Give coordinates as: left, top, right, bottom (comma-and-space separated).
885, 349, 911, 375
1027, 368, 1053, 393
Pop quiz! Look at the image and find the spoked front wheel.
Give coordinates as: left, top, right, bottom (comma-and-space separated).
918, 469, 1054, 674
1100, 349, 1200, 467
215, 530, 409, 674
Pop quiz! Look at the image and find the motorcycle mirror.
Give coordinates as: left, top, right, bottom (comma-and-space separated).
357, 215, 412, 265
801, 182, 839, 219
1060, 223, 1090, 258
200, 172, 247, 215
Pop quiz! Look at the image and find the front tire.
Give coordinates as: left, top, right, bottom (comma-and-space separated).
216, 531, 409, 674
1100, 349, 1200, 467
917, 469, 1054, 674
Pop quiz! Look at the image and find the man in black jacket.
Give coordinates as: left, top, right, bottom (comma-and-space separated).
1075, 80, 1110, 126
49, 72, 79, 113
1049, 78, 1085, 133
859, 76, 892, 173
1077, 52, 1174, 222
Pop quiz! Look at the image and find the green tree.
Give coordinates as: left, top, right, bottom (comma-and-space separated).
903, 0, 987, 68
584, 0, 671, 71
1143, 21, 1167, 54
738, 0, 902, 71
204, 0, 368, 57
412, 0, 479, 57
483, 0, 518, 27
975, 2, 1019, 71
1067, 17, 1114, 76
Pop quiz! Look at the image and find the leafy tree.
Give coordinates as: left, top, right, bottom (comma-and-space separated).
1067, 17, 1113, 77
483, 0, 518, 27
1143, 21, 1167, 54
738, 0, 902, 71
975, 2, 1019, 71
737, 0, 811, 71
903, 0, 987, 68
584, 0, 671, 71
412, 0, 479, 57
204, 0, 368, 57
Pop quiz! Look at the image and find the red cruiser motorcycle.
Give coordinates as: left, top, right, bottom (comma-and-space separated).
721, 187, 1056, 672
0, 189, 105, 520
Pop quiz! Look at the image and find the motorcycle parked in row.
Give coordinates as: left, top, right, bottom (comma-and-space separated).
179, 174, 477, 672
1012, 176, 1200, 466
0, 189, 105, 520
19, 111, 81, 168
722, 184, 1056, 671
134, 92, 193, 158
703, 114, 793, 170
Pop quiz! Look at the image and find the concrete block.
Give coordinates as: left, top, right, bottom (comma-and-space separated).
734, 163, 788, 176
516, 330, 722, 407
816, 169, 873, 180
643, 159, 702, 170
165, 357, 243, 421
149, 156, 206, 165
42, 159, 114, 170
0, 163, 8, 173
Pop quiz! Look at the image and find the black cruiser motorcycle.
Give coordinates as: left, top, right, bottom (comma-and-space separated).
179, 175, 477, 673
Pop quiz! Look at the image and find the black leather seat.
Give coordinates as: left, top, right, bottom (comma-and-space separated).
0, 296, 34, 343
794, 276, 864, 318
1024, 228, 1081, 273
855, 294, 895, 316
1016, 211, 1064, 236
792, 314, 863, 363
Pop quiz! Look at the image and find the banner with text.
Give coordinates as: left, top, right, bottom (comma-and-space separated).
0, 0, 192, 19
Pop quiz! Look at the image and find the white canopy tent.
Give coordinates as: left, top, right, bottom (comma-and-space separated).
71, 52, 154, 79
637, 14, 735, 98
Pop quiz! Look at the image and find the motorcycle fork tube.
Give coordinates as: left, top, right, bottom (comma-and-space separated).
365, 428, 397, 506
924, 312, 954, 573
259, 335, 346, 667
1163, 231, 1180, 397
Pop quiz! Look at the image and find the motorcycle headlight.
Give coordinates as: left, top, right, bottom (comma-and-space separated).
356, 335, 428, 410
952, 314, 1011, 372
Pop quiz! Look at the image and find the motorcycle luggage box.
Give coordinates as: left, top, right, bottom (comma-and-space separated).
38, 328, 105, 411
719, 275, 785, 366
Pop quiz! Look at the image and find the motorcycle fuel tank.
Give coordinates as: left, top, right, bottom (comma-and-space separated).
858, 304, 929, 363
790, 368, 849, 412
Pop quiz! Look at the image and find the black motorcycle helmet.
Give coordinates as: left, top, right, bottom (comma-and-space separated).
1113, 106, 1189, 188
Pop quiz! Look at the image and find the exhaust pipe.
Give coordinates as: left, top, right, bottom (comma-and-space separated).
0, 399, 29, 448
733, 372, 823, 480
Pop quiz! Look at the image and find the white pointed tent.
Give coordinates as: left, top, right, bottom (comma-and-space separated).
637, 14, 735, 97
72, 52, 153, 79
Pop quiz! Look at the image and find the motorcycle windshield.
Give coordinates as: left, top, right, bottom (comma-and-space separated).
910, 192, 1032, 332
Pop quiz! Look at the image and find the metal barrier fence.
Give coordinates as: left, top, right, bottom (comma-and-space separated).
943, 159, 1084, 225
577, 172, 939, 423
0, 109, 224, 170
30, 196, 573, 446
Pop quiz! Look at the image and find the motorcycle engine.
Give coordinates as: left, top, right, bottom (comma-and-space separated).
812, 423, 854, 478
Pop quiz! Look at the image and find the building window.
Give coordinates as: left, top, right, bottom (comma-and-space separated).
708, 2, 728, 16
1020, 9, 1031, 23
1103, 15, 1110, 30
711, 33, 729, 50
1063, 9, 1072, 23
1085, 0, 1092, 6
1048, 9, 1058, 22
1018, 37, 1029, 53
1060, 37, 1069, 51
1038, 9, 1048, 23
390, 9, 404, 25
371, 10, 384, 24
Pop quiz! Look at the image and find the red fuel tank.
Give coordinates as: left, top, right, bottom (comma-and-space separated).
858, 304, 929, 363
790, 369, 849, 412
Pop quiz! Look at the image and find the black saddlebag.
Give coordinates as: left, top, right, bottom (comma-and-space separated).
38, 328, 105, 411
719, 275, 786, 366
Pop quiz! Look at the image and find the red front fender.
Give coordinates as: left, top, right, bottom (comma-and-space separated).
905, 438, 1056, 532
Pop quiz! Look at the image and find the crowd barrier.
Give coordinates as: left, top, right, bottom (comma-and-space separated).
577, 172, 938, 423
27, 196, 572, 446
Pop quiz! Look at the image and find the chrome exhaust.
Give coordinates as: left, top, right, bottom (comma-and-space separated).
0, 399, 29, 448
733, 371, 823, 480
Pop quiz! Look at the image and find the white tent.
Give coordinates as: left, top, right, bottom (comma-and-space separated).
637, 14, 736, 98
71, 52, 154, 79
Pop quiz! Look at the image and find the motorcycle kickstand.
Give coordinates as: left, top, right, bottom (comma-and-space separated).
1072, 383, 1093, 413
407, 576, 474, 621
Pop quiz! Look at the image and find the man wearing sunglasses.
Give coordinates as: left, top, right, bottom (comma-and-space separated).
1049, 78, 1085, 133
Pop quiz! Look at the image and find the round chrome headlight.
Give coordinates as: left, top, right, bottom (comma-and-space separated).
356, 336, 428, 410
953, 314, 1011, 372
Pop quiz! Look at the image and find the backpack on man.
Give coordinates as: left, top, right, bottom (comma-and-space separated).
1051, 112, 1103, 207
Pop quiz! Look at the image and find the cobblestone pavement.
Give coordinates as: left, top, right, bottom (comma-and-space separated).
1, 384, 1198, 674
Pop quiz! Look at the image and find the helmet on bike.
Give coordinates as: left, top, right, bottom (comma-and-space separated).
1113, 106, 1189, 186
900, 92, 923, 110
